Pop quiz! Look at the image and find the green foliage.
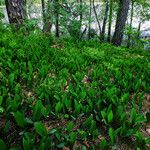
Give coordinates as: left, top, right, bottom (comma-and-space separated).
0, 139, 6, 150
34, 122, 48, 137
0, 24, 150, 149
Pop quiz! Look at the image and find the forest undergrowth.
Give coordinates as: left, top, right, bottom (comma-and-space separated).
0, 25, 150, 150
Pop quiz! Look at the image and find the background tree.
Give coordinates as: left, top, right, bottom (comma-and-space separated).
127, 0, 135, 47
55, 0, 59, 37
107, 0, 113, 42
101, 0, 109, 41
112, 0, 130, 46
93, 0, 102, 38
88, 0, 92, 39
5, 0, 26, 25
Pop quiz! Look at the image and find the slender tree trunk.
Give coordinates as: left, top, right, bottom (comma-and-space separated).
137, 21, 141, 39
107, 0, 113, 42
112, 0, 130, 46
43, 0, 53, 33
93, 0, 102, 37
5, 0, 26, 25
127, 0, 134, 47
79, 0, 83, 29
41, 0, 46, 31
88, 0, 92, 39
101, 0, 109, 41
79, 0, 83, 38
55, 0, 59, 37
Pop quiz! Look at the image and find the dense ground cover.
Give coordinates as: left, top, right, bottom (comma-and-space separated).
0, 25, 150, 150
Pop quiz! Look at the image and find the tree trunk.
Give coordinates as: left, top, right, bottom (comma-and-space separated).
43, 0, 53, 33
79, 0, 83, 33
112, 0, 130, 46
137, 21, 141, 39
127, 0, 134, 47
41, 0, 46, 31
55, 0, 59, 37
101, 0, 109, 41
88, 0, 92, 39
107, 0, 113, 42
93, 0, 102, 37
5, 0, 26, 25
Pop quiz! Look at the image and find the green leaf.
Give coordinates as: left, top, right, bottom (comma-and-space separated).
82, 146, 87, 150
32, 100, 43, 121
64, 99, 71, 109
0, 139, 6, 150
80, 91, 86, 99
145, 137, 150, 144
99, 139, 107, 149
15, 83, 21, 94
23, 137, 30, 150
108, 110, 113, 123
55, 102, 62, 114
57, 142, 65, 148
39, 143, 45, 150
28, 61, 33, 74
8, 73, 15, 87
66, 122, 74, 132
0, 106, 4, 113
14, 111, 27, 128
70, 132, 77, 143
130, 108, 136, 124
101, 110, 107, 124
109, 128, 115, 144
34, 122, 47, 137
0, 96, 3, 105
49, 129, 57, 134
135, 115, 146, 124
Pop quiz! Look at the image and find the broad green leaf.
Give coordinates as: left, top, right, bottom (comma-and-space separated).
0, 96, 3, 105
99, 139, 107, 149
108, 110, 113, 123
55, 102, 62, 114
130, 108, 136, 124
70, 132, 77, 143
135, 115, 146, 124
0, 106, 4, 113
8, 73, 15, 87
64, 99, 71, 109
57, 142, 65, 148
34, 122, 47, 137
49, 129, 57, 134
66, 122, 74, 132
145, 137, 150, 144
28, 61, 33, 74
33, 100, 43, 121
109, 128, 115, 144
0, 139, 6, 150
14, 111, 27, 128
23, 138, 30, 150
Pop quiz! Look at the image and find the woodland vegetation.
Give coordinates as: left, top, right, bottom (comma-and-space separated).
0, 0, 150, 150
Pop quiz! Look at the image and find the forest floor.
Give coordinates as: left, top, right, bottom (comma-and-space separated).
0, 27, 150, 149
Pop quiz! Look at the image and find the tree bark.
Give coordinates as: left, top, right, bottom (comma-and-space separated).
127, 0, 134, 47
88, 0, 92, 39
101, 0, 109, 41
55, 0, 59, 37
79, 0, 83, 32
41, 0, 46, 31
107, 0, 113, 42
5, 0, 26, 25
112, 0, 130, 46
137, 21, 141, 39
93, 0, 102, 37
43, 0, 53, 33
